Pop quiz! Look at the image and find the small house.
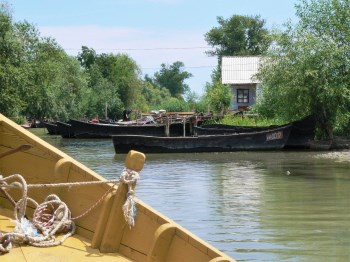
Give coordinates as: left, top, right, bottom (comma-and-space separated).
221, 56, 261, 111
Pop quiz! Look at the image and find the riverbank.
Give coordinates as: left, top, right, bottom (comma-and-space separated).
333, 137, 350, 149
310, 136, 350, 150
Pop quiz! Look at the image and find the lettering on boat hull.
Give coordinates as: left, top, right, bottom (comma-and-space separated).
266, 131, 283, 141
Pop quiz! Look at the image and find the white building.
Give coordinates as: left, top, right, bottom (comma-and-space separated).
221, 56, 261, 111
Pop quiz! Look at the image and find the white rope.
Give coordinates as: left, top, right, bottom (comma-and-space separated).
0, 175, 76, 252
0, 168, 141, 253
27, 179, 120, 189
120, 168, 140, 228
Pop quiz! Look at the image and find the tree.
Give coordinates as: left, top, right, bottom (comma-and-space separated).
77, 48, 144, 119
139, 81, 172, 111
153, 61, 192, 98
205, 81, 232, 114
256, 0, 350, 140
77, 46, 96, 69
160, 97, 190, 112
0, 4, 89, 121
205, 15, 271, 58
0, 4, 27, 117
108, 53, 141, 107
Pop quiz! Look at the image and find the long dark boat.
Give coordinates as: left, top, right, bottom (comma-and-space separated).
284, 115, 316, 149
57, 121, 75, 138
194, 115, 316, 149
112, 125, 292, 153
69, 119, 192, 138
70, 119, 165, 138
43, 121, 59, 135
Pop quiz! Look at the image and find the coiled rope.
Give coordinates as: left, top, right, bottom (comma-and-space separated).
0, 167, 140, 254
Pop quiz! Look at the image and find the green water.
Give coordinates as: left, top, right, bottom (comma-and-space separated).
32, 128, 350, 261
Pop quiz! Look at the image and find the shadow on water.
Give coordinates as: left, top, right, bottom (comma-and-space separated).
31, 129, 350, 261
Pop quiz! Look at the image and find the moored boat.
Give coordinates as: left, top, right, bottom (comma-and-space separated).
284, 115, 316, 149
43, 121, 59, 135
57, 121, 75, 138
0, 113, 234, 261
112, 125, 292, 154
70, 119, 166, 138
69, 119, 193, 138
194, 115, 316, 149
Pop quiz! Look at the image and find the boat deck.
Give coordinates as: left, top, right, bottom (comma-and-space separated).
0, 207, 133, 262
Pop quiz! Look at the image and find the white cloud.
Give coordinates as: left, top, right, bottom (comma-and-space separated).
39, 25, 216, 94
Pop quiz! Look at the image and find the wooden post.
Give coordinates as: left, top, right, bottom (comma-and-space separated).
183, 117, 186, 137
165, 117, 170, 137
92, 150, 146, 252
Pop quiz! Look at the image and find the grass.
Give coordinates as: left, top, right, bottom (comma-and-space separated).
204, 114, 286, 127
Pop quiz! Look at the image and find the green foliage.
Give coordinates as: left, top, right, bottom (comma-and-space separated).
77, 46, 96, 69
204, 81, 232, 114
0, 5, 89, 121
205, 15, 271, 57
0, 4, 207, 121
160, 97, 190, 112
333, 111, 350, 136
153, 61, 192, 98
256, 0, 350, 137
108, 53, 141, 107
0, 5, 26, 116
205, 115, 284, 126
194, 96, 211, 114
138, 81, 172, 112
80, 49, 144, 119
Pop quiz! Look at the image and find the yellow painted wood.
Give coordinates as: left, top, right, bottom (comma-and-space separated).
209, 257, 235, 262
91, 191, 116, 249
0, 114, 236, 261
147, 223, 176, 262
0, 207, 132, 262
121, 202, 165, 256
125, 150, 146, 171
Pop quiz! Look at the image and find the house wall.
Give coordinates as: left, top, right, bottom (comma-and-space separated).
231, 84, 258, 111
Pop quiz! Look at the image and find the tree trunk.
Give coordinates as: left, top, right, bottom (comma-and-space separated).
321, 106, 334, 142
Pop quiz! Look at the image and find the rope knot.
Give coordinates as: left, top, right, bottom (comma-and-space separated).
120, 168, 140, 228
120, 168, 140, 185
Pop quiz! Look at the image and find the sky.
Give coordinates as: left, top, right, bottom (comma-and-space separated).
8, 0, 298, 96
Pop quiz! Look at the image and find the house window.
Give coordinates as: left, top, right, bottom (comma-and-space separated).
237, 89, 249, 103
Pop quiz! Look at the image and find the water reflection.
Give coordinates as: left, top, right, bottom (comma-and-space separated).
31, 129, 350, 261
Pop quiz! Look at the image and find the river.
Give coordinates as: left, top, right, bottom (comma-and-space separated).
31, 128, 350, 261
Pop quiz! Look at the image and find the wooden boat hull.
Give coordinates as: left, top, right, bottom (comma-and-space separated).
69, 119, 192, 138
194, 115, 316, 149
0, 113, 234, 261
43, 121, 59, 135
57, 121, 75, 138
284, 115, 316, 149
70, 119, 165, 138
112, 125, 292, 153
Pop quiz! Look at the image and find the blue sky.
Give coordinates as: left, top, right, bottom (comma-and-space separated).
8, 0, 298, 95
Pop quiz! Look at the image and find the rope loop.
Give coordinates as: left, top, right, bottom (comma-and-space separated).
0, 166, 142, 253
120, 168, 140, 186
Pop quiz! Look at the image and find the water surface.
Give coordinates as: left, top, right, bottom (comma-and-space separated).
32, 129, 350, 261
